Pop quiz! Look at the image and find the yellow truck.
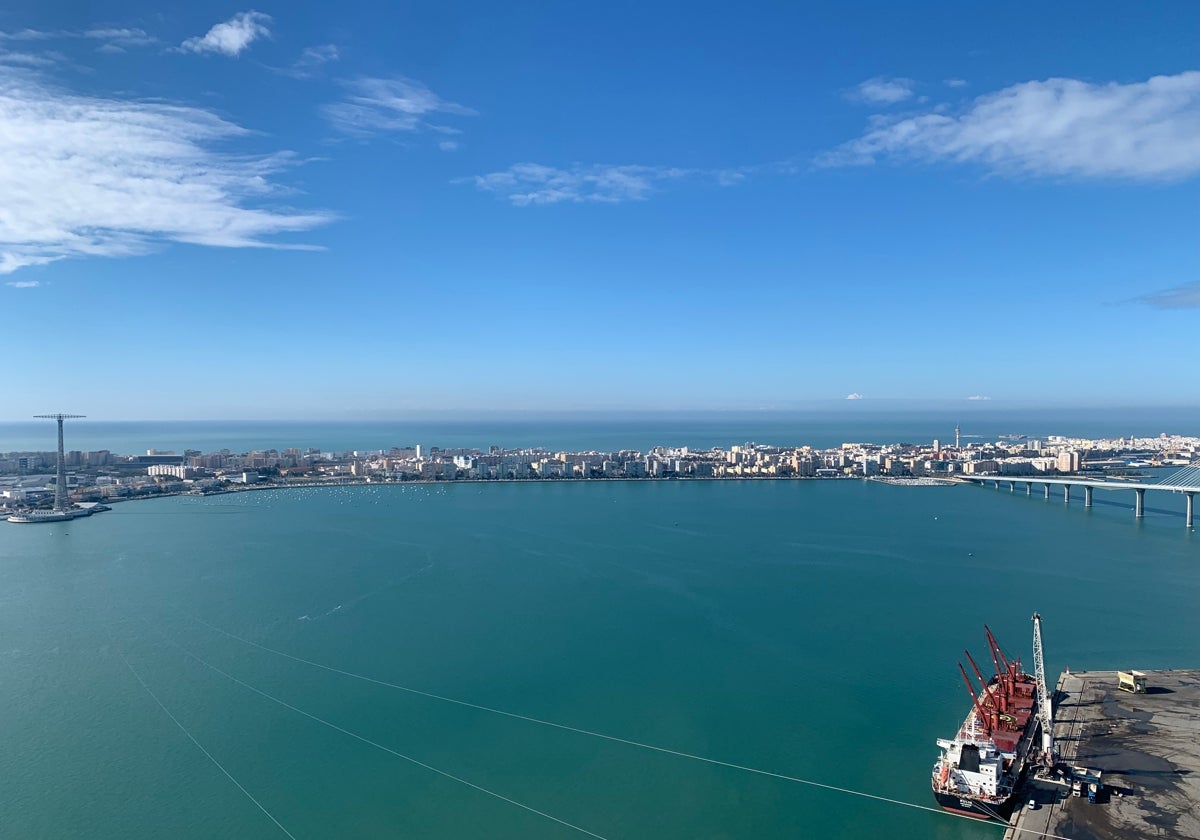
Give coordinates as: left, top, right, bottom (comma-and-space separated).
1118, 671, 1148, 693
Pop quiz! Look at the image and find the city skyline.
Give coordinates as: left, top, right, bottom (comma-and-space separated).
2, 2, 1198, 417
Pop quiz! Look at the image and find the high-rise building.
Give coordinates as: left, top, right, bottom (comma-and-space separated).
1057, 450, 1080, 473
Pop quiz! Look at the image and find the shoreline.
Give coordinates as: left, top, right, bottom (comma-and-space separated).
139, 472, 873, 499
12, 473, 898, 515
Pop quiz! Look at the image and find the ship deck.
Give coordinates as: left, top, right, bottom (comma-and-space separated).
1003, 669, 1200, 840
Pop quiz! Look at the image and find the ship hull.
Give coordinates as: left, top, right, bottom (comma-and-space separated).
6, 508, 92, 523
933, 790, 1014, 821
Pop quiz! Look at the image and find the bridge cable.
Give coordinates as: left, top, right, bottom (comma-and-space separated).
1160, 465, 1200, 488
173, 609, 1074, 839
143, 620, 609, 840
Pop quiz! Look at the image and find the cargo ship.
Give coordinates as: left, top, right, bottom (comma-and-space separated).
931, 619, 1054, 820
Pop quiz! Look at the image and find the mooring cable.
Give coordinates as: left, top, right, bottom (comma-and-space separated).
109, 637, 298, 839
173, 609, 1075, 839
144, 621, 609, 840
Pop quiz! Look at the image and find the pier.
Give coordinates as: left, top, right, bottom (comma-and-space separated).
961, 474, 1198, 529
1003, 669, 1200, 840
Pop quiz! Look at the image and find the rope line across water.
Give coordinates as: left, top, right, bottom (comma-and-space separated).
110, 637, 298, 839
176, 609, 1075, 839
146, 621, 609, 840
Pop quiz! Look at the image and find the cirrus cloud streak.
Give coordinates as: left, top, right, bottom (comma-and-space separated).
467, 163, 692, 205
1132, 281, 1200, 309
323, 77, 474, 136
822, 71, 1200, 181
0, 69, 333, 275
464, 161, 770, 205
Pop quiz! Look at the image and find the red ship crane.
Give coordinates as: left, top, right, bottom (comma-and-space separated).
984, 624, 1015, 698
964, 649, 990, 694
984, 625, 1010, 672
966, 648, 1007, 714
958, 662, 995, 735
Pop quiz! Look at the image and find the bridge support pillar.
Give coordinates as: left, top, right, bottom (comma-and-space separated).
1044, 484, 1050, 499
993, 480, 1000, 489
1064, 484, 1071, 503
1187, 492, 1194, 529
1135, 488, 1145, 518
1009, 481, 1015, 493
1084, 486, 1093, 508
1026, 482, 1032, 495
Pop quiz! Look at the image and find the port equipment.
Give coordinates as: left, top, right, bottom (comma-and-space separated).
958, 663, 994, 734
1031, 613, 1056, 765
1118, 670, 1148, 693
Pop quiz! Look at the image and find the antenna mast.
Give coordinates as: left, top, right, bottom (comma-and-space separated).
1031, 612, 1055, 764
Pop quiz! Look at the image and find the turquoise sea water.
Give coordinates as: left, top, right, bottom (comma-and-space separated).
2, 477, 1197, 838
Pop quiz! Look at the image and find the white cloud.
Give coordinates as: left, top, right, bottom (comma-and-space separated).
0, 29, 56, 41
845, 392, 864, 400
822, 71, 1200, 181
1133, 280, 1200, 309
181, 11, 271, 57
0, 50, 56, 67
944, 78, 968, 88
0, 26, 156, 52
439, 140, 459, 152
5, 278, 41, 288
0, 69, 333, 274
323, 76, 474, 136
463, 162, 760, 205
467, 163, 693, 205
0, 25, 154, 60
849, 76, 915, 104
966, 395, 992, 401
282, 44, 339, 78
85, 28, 156, 49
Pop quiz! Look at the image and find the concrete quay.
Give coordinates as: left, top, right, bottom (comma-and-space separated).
1004, 669, 1200, 840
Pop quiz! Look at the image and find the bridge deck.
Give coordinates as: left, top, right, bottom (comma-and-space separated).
963, 476, 1199, 492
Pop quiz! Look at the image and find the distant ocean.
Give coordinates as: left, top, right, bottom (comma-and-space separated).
2, 407, 1198, 454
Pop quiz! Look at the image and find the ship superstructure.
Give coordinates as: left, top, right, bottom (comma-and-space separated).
931, 622, 1046, 820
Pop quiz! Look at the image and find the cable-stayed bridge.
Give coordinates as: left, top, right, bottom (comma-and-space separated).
960, 464, 1200, 529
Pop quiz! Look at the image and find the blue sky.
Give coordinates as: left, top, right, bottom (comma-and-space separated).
1, 2, 1197, 419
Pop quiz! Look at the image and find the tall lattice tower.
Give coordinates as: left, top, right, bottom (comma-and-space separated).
34, 414, 85, 511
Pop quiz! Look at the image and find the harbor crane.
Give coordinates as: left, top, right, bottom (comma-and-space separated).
1031, 612, 1056, 766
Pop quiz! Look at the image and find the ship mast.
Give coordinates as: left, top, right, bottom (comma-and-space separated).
1031, 612, 1055, 764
